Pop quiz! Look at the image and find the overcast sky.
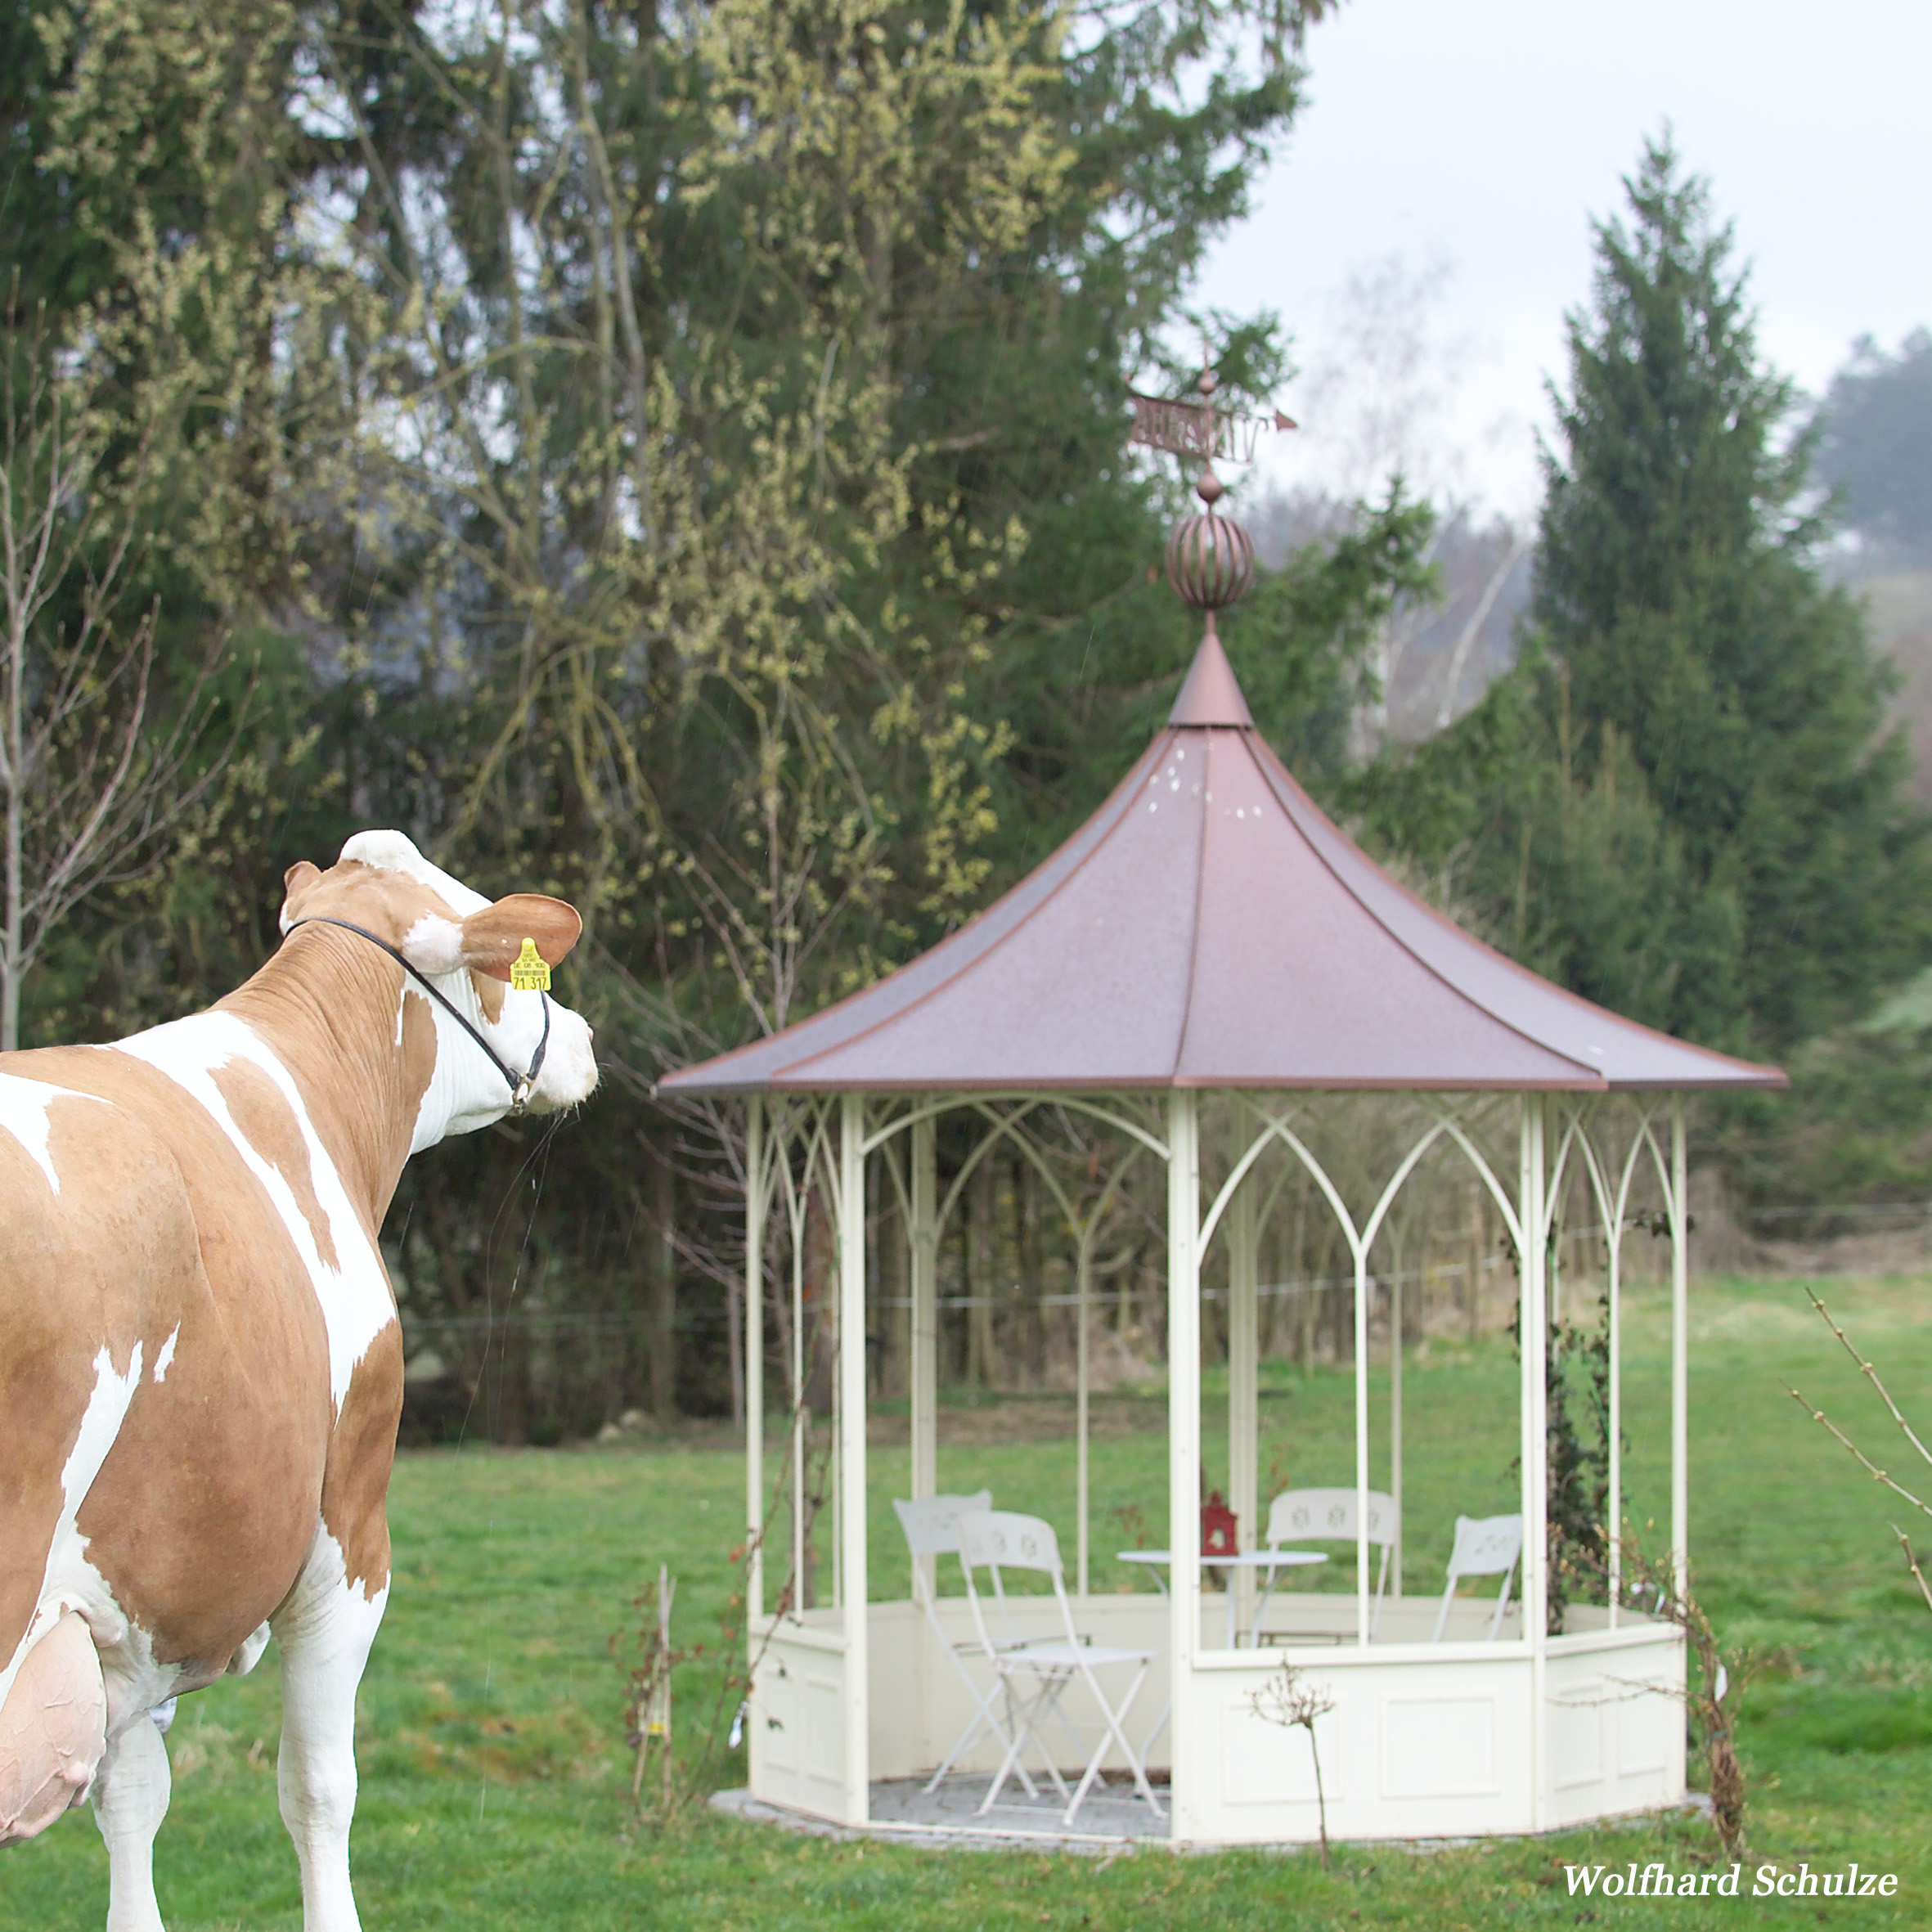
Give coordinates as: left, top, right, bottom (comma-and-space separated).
1193, 0, 1932, 520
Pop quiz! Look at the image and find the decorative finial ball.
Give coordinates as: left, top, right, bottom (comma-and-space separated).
1165, 501, 1256, 611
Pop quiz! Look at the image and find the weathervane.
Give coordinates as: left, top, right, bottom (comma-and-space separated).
1128, 363, 1296, 470
1130, 362, 1295, 622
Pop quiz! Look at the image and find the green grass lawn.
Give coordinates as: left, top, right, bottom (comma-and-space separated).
7, 1273, 1932, 1928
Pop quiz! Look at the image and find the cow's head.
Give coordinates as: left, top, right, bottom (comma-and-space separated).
277, 832, 599, 1148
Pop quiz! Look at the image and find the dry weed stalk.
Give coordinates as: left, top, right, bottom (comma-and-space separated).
1249, 1660, 1336, 1867
613, 1374, 835, 1831
1787, 1287, 1932, 1613
1597, 1534, 1755, 1862
618, 1566, 681, 1813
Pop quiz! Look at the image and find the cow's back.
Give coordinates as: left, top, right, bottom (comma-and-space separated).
1, 1036, 350, 1696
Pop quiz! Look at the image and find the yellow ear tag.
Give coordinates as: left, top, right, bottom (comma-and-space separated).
510, 937, 552, 993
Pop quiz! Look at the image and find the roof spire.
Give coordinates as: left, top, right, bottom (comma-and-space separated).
1169, 614, 1253, 728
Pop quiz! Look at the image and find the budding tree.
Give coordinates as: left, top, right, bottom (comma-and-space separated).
0, 318, 224, 1052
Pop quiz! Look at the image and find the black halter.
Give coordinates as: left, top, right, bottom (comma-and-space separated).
285, 916, 552, 1112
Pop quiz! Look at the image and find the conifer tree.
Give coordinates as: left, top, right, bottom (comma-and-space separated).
1527, 137, 1926, 1050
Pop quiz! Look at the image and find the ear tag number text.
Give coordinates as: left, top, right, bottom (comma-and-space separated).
510, 937, 552, 993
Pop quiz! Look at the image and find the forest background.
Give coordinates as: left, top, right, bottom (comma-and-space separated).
4, 0, 1931, 1440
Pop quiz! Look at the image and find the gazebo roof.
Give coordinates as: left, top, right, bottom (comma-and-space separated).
660, 631, 1786, 1097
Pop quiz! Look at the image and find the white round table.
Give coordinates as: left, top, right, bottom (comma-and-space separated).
1117, 1548, 1328, 1649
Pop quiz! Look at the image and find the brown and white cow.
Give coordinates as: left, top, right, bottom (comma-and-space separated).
0, 832, 598, 1931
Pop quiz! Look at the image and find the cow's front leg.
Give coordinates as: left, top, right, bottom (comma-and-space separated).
92, 1710, 170, 1932
272, 1530, 388, 1932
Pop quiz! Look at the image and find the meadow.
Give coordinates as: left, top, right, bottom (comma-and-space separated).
6, 1273, 1931, 1930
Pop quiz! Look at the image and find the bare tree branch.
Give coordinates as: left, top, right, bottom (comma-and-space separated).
1787, 1382, 1932, 1523
1792, 1289, 1932, 1616
1805, 1286, 1932, 1470
1896, 1526, 1932, 1615
1, 299, 244, 1050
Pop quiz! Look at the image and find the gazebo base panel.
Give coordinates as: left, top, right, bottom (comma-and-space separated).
749, 1598, 1686, 1845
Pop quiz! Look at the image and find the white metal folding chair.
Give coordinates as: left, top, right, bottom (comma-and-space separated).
1254, 1486, 1398, 1642
894, 1491, 1042, 1795
956, 1511, 1162, 1826
1431, 1512, 1525, 1641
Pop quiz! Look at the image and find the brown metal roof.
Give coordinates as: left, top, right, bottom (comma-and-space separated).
660, 630, 1786, 1097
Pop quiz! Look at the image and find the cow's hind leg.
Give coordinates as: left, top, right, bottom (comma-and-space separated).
272, 1530, 388, 1932
92, 1710, 171, 1932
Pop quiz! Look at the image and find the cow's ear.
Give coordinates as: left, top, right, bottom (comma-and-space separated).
459, 894, 583, 983
279, 860, 323, 933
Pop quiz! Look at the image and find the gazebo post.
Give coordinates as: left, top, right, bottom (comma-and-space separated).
1669, 1097, 1689, 1597
1352, 1235, 1372, 1648
836, 1093, 872, 1824
789, 1134, 807, 1619
910, 1113, 938, 1541
1076, 1219, 1092, 1598
1227, 1139, 1259, 1642
1078, 1148, 1138, 1599
1606, 1166, 1622, 1633
1520, 1094, 1551, 1825
1389, 1246, 1403, 1598
1166, 1090, 1202, 1829
745, 1098, 766, 1622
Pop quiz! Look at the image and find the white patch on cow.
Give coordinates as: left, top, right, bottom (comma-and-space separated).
151, 1327, 179, 1384
109, 1013, 394, 1417
0, 1343, 168, 1736
404, 981, 491, 1153
339, 830, 490, 915
0, 1072, 107, 1194
398, 911, 465, 977
61, 1345, 145, 1554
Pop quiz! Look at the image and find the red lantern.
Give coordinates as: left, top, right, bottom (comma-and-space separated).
1201, 1489, 1238, 1559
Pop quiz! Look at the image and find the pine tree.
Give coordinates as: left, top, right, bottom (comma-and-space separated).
1530, 137, 1929, 1051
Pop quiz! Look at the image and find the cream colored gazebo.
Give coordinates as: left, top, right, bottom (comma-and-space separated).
661, 619, 1783, 1847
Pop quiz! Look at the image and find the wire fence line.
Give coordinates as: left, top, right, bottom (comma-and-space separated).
402, 1310, 660, 1337
881, 1250, 1516, 1312
397, 1196, 1932, 1341
1737, 1201, 1932, 1224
